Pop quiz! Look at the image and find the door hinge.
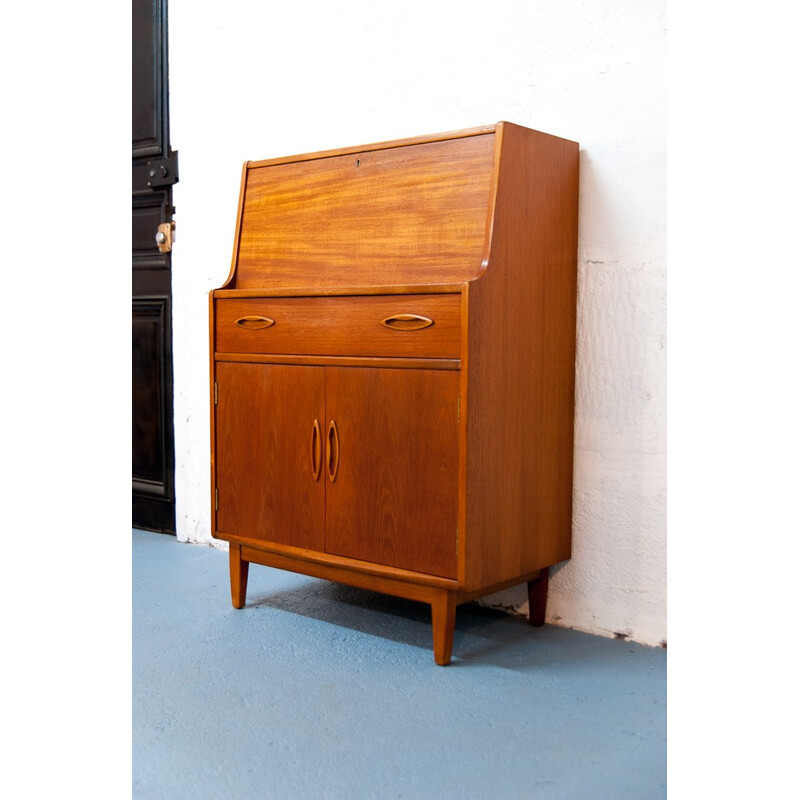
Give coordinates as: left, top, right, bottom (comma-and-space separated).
214, 381, 218, 405
146, 150, 180, 188
132, 150, 179, 193
215, 487, 219, 510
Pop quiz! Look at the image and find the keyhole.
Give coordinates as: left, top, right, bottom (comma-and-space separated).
356, 158, 360, 167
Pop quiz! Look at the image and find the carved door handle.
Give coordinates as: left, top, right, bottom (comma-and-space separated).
310, 419, 322, 481
326, 420, 340, 483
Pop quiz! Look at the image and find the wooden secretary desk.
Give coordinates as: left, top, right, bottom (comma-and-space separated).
209, 122, 579, 664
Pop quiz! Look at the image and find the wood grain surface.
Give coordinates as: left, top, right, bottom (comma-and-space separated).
324, 367, 460, 579
233, 134, 495, 290
215, 294, 461, 358
215, 362, 326, 550
463, 122, 579, 590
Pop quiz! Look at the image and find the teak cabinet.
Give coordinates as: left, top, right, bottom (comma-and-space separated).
210, 122, 579, 664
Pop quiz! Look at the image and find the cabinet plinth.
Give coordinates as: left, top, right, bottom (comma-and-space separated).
210, 122, 579, 664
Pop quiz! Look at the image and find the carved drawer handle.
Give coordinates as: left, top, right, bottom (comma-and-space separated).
381, 314, 434, 331
235, 316, 275, 329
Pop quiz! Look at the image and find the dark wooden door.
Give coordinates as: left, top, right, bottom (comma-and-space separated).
214, 363, 327, 550
132, 0, 178, 531
324, 367, 460, 578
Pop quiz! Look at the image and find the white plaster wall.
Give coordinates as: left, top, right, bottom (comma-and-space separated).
168, 0, 667, 646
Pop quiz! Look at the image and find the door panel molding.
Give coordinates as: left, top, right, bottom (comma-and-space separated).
132, 299, 173, 490
132, 0, 168, 161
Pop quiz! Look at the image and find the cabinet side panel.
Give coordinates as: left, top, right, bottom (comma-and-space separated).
234, 135, 495, 290
220, 162, 250, 289
465, 124, 579, 591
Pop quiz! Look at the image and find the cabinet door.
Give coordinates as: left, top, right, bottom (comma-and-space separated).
215, 362, 325, 550
325, 367, 459, 579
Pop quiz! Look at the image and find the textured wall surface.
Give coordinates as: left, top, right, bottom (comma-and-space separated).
169, 0, 667, 646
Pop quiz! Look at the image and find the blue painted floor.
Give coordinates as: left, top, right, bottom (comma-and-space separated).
133, 528, 666, 799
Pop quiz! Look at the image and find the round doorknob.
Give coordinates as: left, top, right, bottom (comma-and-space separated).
155, 231, 166, 244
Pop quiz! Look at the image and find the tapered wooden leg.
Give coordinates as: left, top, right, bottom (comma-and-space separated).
431, 590, 457, 666
229, 544, 249, 609
527, 567, 549, 626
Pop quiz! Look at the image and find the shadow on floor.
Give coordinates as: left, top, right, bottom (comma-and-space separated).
245, 579, 652, 672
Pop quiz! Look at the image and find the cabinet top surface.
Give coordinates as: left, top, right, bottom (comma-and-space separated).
245, 124, 499, 169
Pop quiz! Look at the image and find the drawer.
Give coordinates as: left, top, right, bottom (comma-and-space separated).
214, 294, 461, 359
